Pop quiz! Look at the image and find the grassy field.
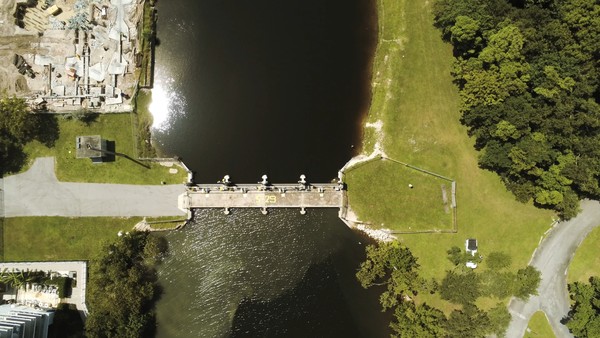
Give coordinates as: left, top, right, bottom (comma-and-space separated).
347, 0, 554, 311
2, 217, 145, 261
134, 89, 158, 158
345, 157, 454, 232
21, 114, 186, 184
524, 311, 556, 338
568, 225, 600, 284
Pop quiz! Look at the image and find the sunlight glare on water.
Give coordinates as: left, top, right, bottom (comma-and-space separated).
149, 69, 186, 132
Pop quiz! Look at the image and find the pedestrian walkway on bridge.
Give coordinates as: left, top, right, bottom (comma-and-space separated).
179, 175, 345, 215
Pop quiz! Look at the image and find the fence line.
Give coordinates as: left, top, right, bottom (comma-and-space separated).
340, 155, 459, 235
381, 156, 455, 182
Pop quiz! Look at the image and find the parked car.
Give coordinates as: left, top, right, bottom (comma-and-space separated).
465, 238, 478, 269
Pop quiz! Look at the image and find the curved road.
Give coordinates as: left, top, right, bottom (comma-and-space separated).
506, 199, 600, 338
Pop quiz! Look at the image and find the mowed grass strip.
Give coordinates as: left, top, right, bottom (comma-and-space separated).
568, 225, 600, 284
22, 114, 186, 185
349, 0, 554, 311
134, 89, 158, 158
345, 158, 453, 232
524, 311, 556, 338
2, 217, 143, 261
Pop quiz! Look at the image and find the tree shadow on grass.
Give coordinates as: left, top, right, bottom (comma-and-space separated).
33, 114, 60, 147
0, 141, 27, 176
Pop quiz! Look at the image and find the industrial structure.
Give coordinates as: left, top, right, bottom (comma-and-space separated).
1, 0, 149, 112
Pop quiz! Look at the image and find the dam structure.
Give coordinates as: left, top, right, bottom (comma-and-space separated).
178, 175, 346, 215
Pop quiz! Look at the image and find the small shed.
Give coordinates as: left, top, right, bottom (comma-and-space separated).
76, 135, 107, 163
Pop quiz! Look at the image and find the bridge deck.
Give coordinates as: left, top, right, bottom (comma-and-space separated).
178, 183, 344, 211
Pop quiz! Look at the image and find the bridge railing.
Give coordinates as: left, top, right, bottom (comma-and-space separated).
187, 183, 344, 193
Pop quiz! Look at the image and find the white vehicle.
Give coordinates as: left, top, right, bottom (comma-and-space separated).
465, 238, 478, 269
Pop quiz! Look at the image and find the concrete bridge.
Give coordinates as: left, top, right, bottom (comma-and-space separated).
178, 175, 345, 215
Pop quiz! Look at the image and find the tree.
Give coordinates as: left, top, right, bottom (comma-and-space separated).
486, 251, 512, 270
446, 246, 464, 266
488, 303, 512, 336
0, 269, 32, 289
565, 277, 600, 337
0, 97, 35, 142
440, 270, 481, 304
445, 303, 491, 338
0, 97, 59, 175
357, 243, 450, 336
86, 231, 167, 338
433, 0, 600, 218
143, 235, 169, 265
356, 242, 425, 310
390, 301, 447, 338
450, 16, 483, 56
513, 266, 541, 300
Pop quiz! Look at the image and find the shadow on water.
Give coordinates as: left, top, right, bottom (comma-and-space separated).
155, 209, 391, 338
230, 260, 360, 338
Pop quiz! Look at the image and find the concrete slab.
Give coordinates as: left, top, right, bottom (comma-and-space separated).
3, 157, 186, 217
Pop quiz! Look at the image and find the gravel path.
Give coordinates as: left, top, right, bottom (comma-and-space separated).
506, 199, 600, 338
3, 157, 186, 217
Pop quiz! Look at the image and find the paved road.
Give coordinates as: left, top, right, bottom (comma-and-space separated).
3, 157, 186, 217
506, 199, 600, 338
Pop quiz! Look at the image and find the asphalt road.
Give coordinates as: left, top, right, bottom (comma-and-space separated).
506, 199, 600, 338
3, 157, 187, 217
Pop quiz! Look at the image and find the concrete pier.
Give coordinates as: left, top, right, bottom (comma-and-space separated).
178, 182, 344, 214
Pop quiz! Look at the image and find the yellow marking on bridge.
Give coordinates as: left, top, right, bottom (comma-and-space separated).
255, 195, 277, 204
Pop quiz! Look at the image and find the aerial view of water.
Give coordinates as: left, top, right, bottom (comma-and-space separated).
148, 0, 388, 336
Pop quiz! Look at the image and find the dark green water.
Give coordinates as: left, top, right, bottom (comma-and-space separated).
156, 210, 388, 337
149, 0, 388, 336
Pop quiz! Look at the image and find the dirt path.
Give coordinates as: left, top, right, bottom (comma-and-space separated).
506, 199, 600, 338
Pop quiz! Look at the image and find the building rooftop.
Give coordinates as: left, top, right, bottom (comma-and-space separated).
0, 304, 54, 338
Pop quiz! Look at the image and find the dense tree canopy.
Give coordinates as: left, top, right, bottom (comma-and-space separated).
356, 242, 444, 336
356, 241, 428, 310
565, 277, 600, 337
356, 243, 522, 337
0, 97, 58, 175
86, 231, 168, 338
433, 0, 600, 219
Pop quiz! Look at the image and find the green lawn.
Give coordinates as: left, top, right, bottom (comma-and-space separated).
21, 114, 186, 184
2, 217, 144, 261
568, 225, 600, 284
345, 158, 454, 232
134, 89, 158, 158
348, 0, 554, 312
524, 311, 556, 338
